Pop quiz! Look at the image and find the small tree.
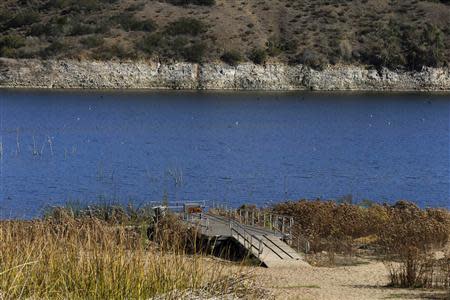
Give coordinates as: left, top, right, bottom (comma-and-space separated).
249, 48, 267, 65
220, 50, 242, 66
181, 42, 207, 63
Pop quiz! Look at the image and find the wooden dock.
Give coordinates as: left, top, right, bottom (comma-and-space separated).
185, 213, 309, 268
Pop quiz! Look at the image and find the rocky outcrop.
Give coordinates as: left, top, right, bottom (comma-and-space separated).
1, 58, 449, 91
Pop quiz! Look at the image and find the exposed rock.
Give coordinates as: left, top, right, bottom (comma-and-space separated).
1, 58, 449, 91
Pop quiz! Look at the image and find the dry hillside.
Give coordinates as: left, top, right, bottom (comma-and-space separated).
0, 0, 449, 70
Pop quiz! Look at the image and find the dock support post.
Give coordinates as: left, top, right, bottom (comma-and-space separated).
263, 213, 266, 229
269, 214, 272, 230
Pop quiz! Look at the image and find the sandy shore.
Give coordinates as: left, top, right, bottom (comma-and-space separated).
245, 259, 447, 300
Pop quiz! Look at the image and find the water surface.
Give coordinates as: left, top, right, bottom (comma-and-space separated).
0, 90, 449, 218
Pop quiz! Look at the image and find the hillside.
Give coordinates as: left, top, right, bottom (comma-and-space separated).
0, 0, 449, 71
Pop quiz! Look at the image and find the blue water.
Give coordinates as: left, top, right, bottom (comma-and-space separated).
0, 90, 449, 218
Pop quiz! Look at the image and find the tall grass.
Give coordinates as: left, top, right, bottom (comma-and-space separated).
0, 211, 250, 299
272, 199, 450, 288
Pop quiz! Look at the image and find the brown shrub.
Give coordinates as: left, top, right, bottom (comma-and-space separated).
273, 200, 450, 256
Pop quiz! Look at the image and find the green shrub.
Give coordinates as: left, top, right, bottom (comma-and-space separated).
139, 33, 164, 54
72, 0, 101, 12
94, 44, 137, 60
294, 49, 328, 70
168, 0, 215, 6
112, 13, 157, 32
43, 0, 71, 9
0, 35, 26, 49
172, 36, 189, 56
181, 42, 207, 63
220, 50, 242, 66
248, 48, 267, 64
7, 10, 40, 28
0, 34, 26, 57
165, 18, 207, 36
41, 40, 66, 58
361, 21, 446, 70
266, 38, 298, 57
404, 24, 445, 70
69, 23, 95, 36
80, 35, 104, 48
0, 8, 9, 24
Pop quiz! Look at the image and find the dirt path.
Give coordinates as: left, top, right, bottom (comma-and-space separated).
249, 260, 447, 300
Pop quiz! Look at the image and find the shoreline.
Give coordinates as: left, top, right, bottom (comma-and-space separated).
1, 58, 450, 91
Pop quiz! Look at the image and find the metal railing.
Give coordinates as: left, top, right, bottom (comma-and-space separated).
229, 219, 264, 258
213, 208, 294, 236
210, 207, 312, 253
183, 212, 209, 230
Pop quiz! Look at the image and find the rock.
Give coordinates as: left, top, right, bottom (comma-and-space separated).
1, 58, 449, 91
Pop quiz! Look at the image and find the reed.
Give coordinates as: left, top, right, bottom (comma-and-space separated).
0, 212, 251, 299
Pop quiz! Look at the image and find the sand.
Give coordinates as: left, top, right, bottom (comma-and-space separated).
247, 260, 448, 300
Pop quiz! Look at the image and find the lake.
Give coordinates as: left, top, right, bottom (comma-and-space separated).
0, 90, 449, 218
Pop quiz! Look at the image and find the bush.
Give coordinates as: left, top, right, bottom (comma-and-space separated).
41, 40, 66, 58
220, 50, 242, 66
404, 24, 445, 70
72, 0, 101, 12
0, 35, 26, 49
266, 38, 298, 57
42, 0, 71, 10
168, 0, 215, 6
69, 23, 95, 36
361, 21, 446, 71
294, 49, 328, 70
0, 35, 26, 57
6, 10, 40, 28
249, 48, 267, 64
139, 33, 164, 55
80, 35, 104, 48
379, 201, 450, 288
272, 200, 450, 256
181, 42, 207, 63
112, 13, 157, 32
165, 18, 207, 36
94, 44, 137, 60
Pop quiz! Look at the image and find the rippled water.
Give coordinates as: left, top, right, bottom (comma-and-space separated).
0, 90, 449, 218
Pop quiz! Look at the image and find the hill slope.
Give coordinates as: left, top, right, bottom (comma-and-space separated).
0, 0, 449, 70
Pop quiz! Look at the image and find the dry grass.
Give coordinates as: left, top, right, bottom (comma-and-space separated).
272, 200, 450, 255
0, 212, 257, 299
272, 200, 450, 289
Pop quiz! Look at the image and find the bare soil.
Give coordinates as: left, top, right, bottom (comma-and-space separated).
245, 258, 448, 300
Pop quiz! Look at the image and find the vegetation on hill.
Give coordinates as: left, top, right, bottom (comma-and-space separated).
0, 0, 449, 70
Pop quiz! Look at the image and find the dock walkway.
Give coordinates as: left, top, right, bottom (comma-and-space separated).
186, 213, 309, 268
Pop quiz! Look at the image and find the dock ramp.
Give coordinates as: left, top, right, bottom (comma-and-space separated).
188, 213, 309, 268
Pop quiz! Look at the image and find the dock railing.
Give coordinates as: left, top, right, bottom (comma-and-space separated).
213, 207, 294, 237
211, 206, 310, 253
228, 219, 264, 259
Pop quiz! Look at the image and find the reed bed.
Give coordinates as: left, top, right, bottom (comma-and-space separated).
272, 199, 450, 288
0, 212, 252, 299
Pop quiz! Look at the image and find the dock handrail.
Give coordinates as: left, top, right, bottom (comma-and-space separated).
228, 218, 264, 258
